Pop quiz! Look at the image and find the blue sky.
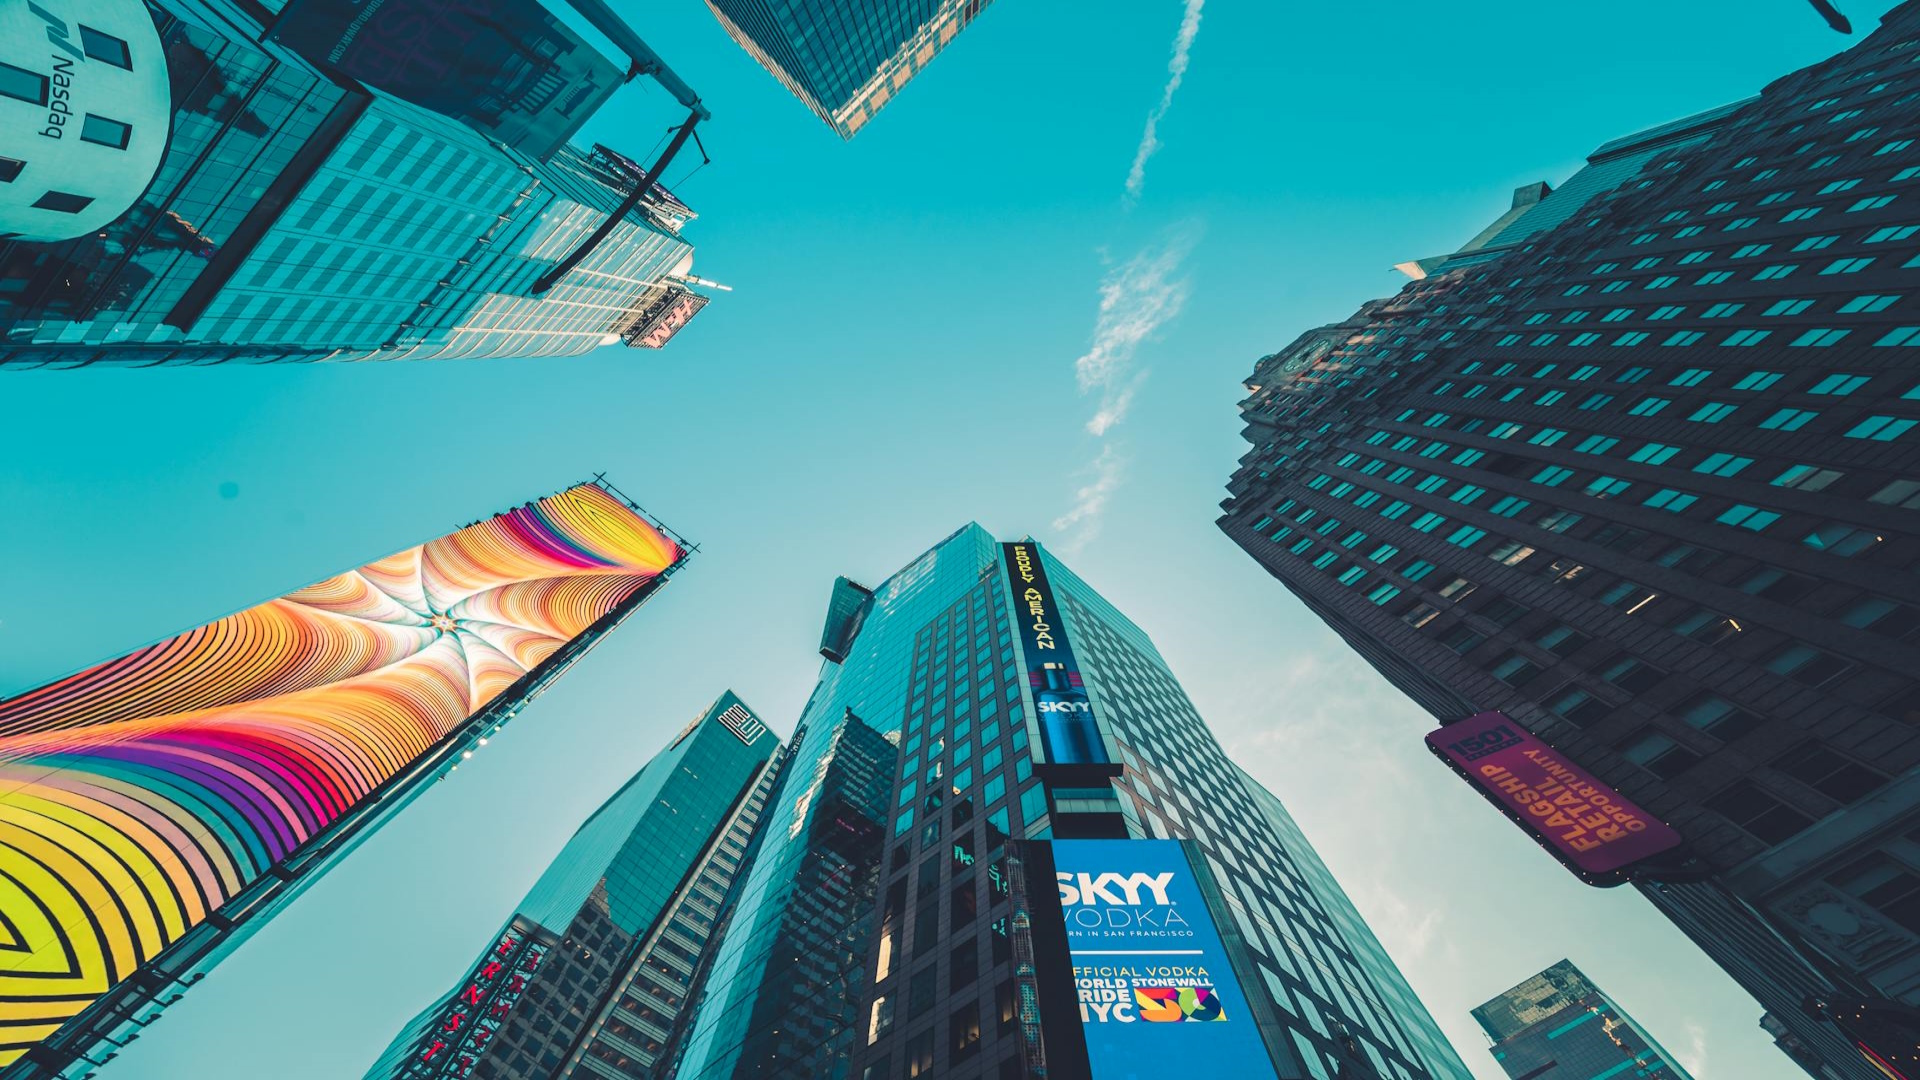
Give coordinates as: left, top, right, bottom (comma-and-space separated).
0, 1, 1898, 1076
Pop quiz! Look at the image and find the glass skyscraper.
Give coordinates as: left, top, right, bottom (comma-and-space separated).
1472, 961, 1694, 1080
668, 524, 1470, 1079
370, 691, 780, 1080
0, 0, 711, 368
703, 0, 993, 138
1216, 9, 1920, 1078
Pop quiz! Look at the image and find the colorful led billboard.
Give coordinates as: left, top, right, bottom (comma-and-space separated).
0, 483, 681, 1066
1426, 711, 1684, 882
1001, 542, 1113, 772
1051, 839, 1276, 1076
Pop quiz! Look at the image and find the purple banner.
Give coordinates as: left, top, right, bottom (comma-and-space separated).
1428, 711, 1683, 878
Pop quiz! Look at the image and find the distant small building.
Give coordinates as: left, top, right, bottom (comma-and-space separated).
1473, 961, 1694, 1080
704, 0, 993, 138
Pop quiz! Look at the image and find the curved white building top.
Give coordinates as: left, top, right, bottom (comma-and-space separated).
1, 0, 170, 242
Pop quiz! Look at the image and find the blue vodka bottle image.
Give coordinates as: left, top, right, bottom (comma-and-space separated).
1034, 663, 1106, 765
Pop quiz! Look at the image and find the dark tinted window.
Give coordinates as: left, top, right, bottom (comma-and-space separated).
0, 62, 48, 105
31, 191, 93, 214
1707, 780, 1814, 844
79, 25, 131, 68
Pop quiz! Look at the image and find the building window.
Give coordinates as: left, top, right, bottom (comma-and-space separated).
1773, 464, 1844, 491
1534, 624, 1588, 657
950, 1001, 981, 1061
905, 1028, 936, 1078
1772, 741, 1885, 805
1765, 644, 1849, 687
1546, 687, 1612, 726
1846, 415, 1918, 441
1438, 625, 1484, 655
1758, 407, 1818, 430
1802, 524, 1880, 556
1669, 607, 1740, 644
1827, 855, 1920, 935
1486, 652, 1541, 687
1673, 693, 1760, 740
1870, 478, 1920, 508
31, 191, 94, 214
79, 25, 132, 68
0, 62, 49, 105
1643, 488, 1699, 513
1694, 452, 1752, 477
1617, 729, 1702, 779
79, 114, 132, 150
1717, 504, 1781, 532
1402, 603, 1440, 629
1707, 780, 1814, 844
1600, 655, 1666, 694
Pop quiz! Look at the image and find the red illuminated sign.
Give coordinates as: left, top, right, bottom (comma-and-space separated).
1427, 711, 1683, 883
402, 928, 550, 1079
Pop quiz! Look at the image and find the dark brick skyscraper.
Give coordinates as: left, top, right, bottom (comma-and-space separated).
1220, 8, 1920, 1079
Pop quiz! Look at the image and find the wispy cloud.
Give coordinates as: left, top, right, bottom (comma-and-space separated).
1051, 444, 1127, 551
1072, 229, 1197, 435
1049, 228, 1197, 548
1680, 1021, 1709, 1077
1124, 0, 1206, 203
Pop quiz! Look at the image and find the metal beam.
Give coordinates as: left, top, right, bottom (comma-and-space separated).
531, 110, 702, 296
558, 0, 709, 118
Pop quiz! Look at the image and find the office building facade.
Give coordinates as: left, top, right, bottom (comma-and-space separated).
0, 480, 687, 1079
1218, 8, 1920, 1078
370, 691, 780, 1080
704, 0, 992, 138
670, 524, 1472, 1079
0, 0, 710, 368
1472, 961, 1693, 1080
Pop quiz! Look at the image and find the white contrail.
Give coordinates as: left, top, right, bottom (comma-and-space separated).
1124, 0, 1205, 203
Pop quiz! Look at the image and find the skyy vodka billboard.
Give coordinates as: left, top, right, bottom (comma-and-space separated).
1001, 542, 1113, 770
1052, 840, 1275, 1076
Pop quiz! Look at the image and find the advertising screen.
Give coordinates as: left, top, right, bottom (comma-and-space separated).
1051, 839, 1275, 1077
401, 925, 551, 1079
0, 482, 681, 1066
268, 0, 623, 160
1001, 542, 1112, 770
1426, 711, 1683, 881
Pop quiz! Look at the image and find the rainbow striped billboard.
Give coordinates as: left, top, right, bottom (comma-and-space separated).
0, 482, 683, 1069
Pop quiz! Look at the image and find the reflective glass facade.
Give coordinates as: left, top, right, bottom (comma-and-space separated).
1472, 961, 1694, 1080
371, 692, 778, 1079
703, 0, 992, 138
0, 0, 704, 368
1217, 11, 1920, 1079
671, 525, 1470, 1080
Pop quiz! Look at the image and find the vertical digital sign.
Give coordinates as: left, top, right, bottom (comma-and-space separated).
0, 482, 682, 1068
1426, 711, 1684, 883
401, 926, 551, 1079
1000, 542, 1113, 772
1050, 839, 1276, 1076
